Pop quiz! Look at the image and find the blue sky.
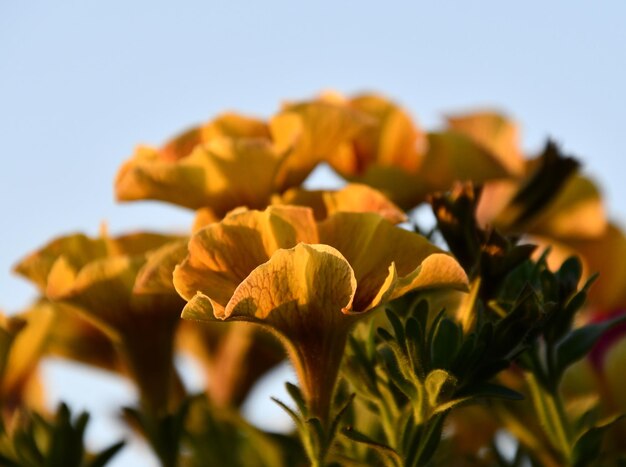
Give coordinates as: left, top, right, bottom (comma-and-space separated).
2, 2, 625, 465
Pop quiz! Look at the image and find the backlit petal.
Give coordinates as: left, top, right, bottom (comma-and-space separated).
224, 244, 356, 328
276, 183, 407, 224
174, 206, 319, 315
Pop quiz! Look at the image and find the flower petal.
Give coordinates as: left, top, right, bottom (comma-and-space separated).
201, 113, 270, 140
116, 137, 282, 213
174, 206, 319, 315
446, 112, 525, 176
319, 212, 468, 310
271, 101, 372, 190
418, 132, 512, 193
134, 240, 189, 294
349, 93, 426, 173
224, 244, 357, 328
275, 183, 407, 224
14, 234, 107, 292
47, 256, 146, 337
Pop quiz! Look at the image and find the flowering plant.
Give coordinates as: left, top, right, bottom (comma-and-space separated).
2, 92, 626, 466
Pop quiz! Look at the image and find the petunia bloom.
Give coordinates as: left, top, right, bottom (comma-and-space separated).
134, 239, 285, 407
192, 183, 408, 231
14, 231, 186, 414
279, 93, 514, 209
115, 109, 367, 222
174, 206, 468, 421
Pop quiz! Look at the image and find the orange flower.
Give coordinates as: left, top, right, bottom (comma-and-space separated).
278, 93, 513, 209
174, 206, 468, 421
115, 109, 365, 222
15, 231, 185, 414
134, 239, 284, 407
192, 183, 407, 231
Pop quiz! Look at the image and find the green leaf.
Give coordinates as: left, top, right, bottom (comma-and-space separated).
342, 427, 402, 467
378, 345, 416, 400
430, 318, 460, 370
556, 256, 583, 298
87, 441, 126, 467
413, 414, 446, 467
385, 308, 406, 347
271, 398, 304, 432
327, 393, 355, 446
525, 372, 571, 460
572, 415, 625, 467
405, 317, 426, 379
286, 382, 308, 417
555, 314, 626, 377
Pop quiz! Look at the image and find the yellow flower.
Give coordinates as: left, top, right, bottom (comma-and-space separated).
174, 206, 468, 421
115, 113, 286, 220
192, 183, 408, 231
269, 97, 373, 191
272, 183, 407, 224
279, 93, 513, 209
15, 231, 185, 414
134, 239, 284, 407
116, 110, 359, 222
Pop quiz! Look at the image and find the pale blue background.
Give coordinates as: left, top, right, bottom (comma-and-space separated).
2, 2, 625, 465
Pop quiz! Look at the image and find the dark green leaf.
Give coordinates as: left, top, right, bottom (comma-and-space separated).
572, 415, 625, 467
430, 318, 460, 369
555, 314, 626, 377
88, 441, 126, 467
342, 427, 402, 467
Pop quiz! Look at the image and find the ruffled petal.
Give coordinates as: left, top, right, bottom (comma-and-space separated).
319, 212, 468, 311
275, 183, 407, 224
174, 206, 319, 315
224, 244, 357, 327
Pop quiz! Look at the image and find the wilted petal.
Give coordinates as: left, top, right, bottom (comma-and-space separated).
275, 183, 407, 223
271, 100, 372, 190
174, 206, 319, 316
319, 212, 468, 311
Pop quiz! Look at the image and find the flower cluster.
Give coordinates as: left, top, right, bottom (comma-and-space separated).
3, 91, 625, 466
